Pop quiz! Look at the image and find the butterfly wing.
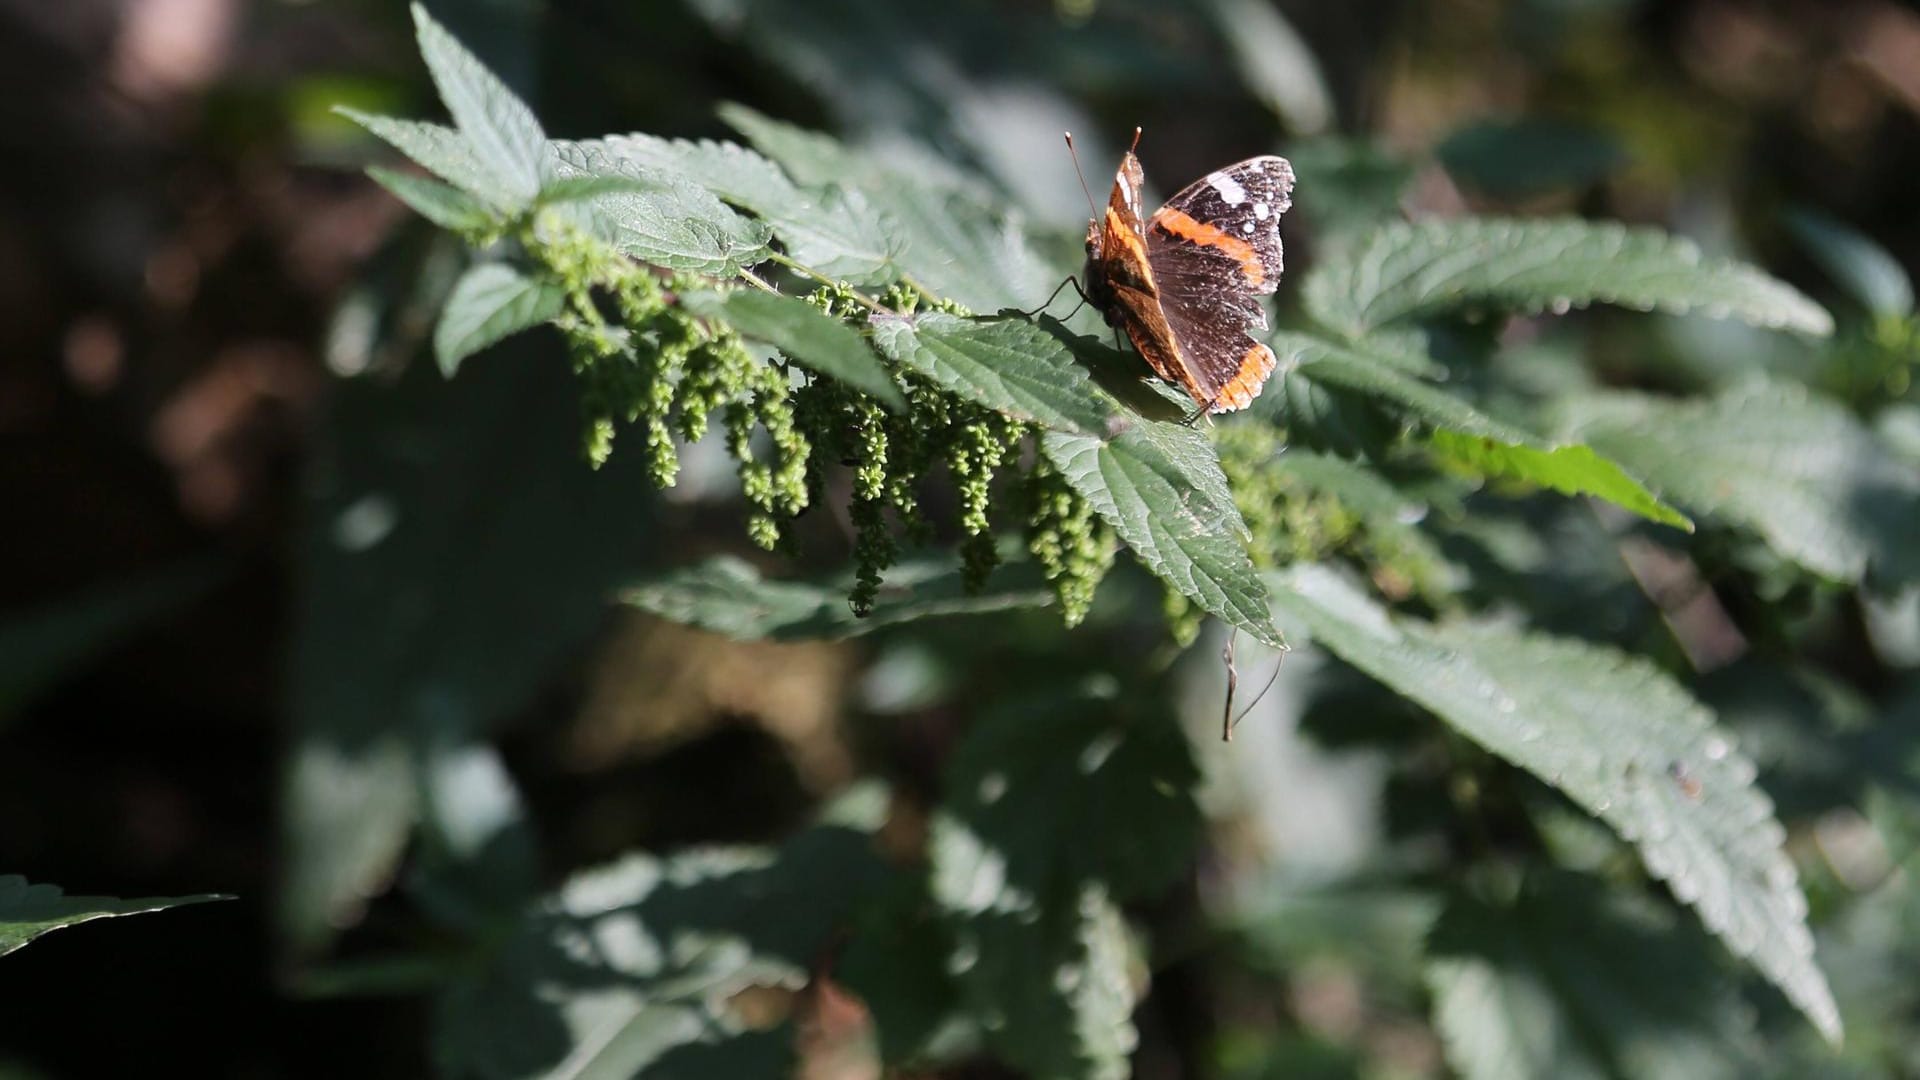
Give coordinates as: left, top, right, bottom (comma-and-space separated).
1146, 156, 1294, 412
1091, 150, 1215, 406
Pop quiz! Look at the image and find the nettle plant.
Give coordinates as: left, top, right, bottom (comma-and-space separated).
267, 5, 1919, 1077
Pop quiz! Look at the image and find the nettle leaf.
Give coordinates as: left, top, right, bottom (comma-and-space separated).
546, 142, 772, 275
1273, 332, 1687, 528
342, 112, 519, 212
410, 4, 548, 206
435, 263, 566, 377
721, 105, 1057, 313
1268, 564, 1841, 1043
1, 877, 227, 957
366, 167, 494, 232
1785, 209, 1913, 318
870, 313, 1114, 434
561, 133, 902, 285
930, 700, 1198, 1078
1044, 422, 1282, 648
1303, 217, 1834, 339
1427, 872, 1762, 1080
434, 789, 891, 1080
1558, 380, 1920, 586
679, 289, 904, 409
620, 553, 1052, 641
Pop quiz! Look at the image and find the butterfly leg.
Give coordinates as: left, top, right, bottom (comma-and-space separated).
1014, 276, 1087, 320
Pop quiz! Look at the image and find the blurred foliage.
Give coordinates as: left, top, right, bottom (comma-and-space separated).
5, 0, 1920, 1077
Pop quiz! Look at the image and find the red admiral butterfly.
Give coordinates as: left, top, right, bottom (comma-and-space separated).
1077, 129, 1293, 415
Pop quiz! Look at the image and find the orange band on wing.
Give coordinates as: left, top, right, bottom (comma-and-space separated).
1152, 208, 1265, 286
1210, 342, 1277, 414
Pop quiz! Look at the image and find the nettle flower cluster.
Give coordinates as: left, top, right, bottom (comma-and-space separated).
529, 218, 1116, 624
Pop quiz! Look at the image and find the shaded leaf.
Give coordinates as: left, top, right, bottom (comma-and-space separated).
434, 263, 566, 377
1202, 0, 1333, 134
341, 111, 519, 211
1268, 564, 1841, 1043
1428, 872, 1761, 1080
1, 877, 227, 958
1043, 423, 1282, 647
434, 787, 892, 1080
367, 167, 496, 232
410, 4, 548, 206
870, 313, 1114, 434
1436, 120, 1626, 201
679, 289, 904, 409
1557, 380, 1920, 586
619, 553, 1052, 641
1303, 217, 1834, 338
1785, 209, 1914, 318
0, 561, 221, 712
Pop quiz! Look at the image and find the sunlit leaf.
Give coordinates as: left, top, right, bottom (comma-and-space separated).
410, 3, 549, 206
434, 263, 566, 377
870, 313, 1114, 434
1269, 564, 1841, 1044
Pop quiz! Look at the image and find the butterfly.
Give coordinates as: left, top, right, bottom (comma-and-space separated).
1078, 128, 1294, 415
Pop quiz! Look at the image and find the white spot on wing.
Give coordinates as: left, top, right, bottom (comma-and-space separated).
1241, 221, 1255, 234
1208, 171, 1247, 205
1253, 202, 1270, 220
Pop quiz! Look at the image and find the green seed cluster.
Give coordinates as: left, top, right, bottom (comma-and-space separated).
521, 215, 1120, 623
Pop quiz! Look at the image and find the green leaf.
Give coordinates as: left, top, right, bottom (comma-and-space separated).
546, 142, 773, 275
1, 877, 227, 957
679, 289, 904, 409
366, 167, 495, 232
1557, 380, 1920, 586
870, 313, 1114, 434
1785, 209, 1914, 318
434, 263, 566, 377
1043, 422, 1282, 648
284, 331, 656, 952
1429, 430, 1693, 531
409, 4, 548, 206
1201, 0, 1333, 134
619, 553, 1052, 640
1275, 332, 1687, 528
1303, 217, 1835, 339
1436, 120, 1626, 201
1268, 564, 1841, 1044
434, 787, 892, 1080
558, 133, 903, 285
339, 111, 520, 211
929, 699, 1196, 1078
1427, 872, 1761, 1080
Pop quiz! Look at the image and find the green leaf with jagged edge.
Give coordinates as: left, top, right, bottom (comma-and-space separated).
341, 112, 521, 212
554, 133, 903, 285
1303, 217, 1835, 339
1557, 380, 1920, 586
1268, 563, 1842, 1045
1427, 872, 1763, 1080
720, 105, 1058, 313
1271, 331, 1689, 529
409, 4, 549, 206
433, 786, 892, 1080
1, 877, 228, 957
619, 553, 1053, 641
679, 289, 904, 409
366, 167, 495, 232
1044, 422, 1283, 648
930, 698, 1197, 1078
434, 263, 566, 377
545, 141, 772, 275
870, 313, 1115, 434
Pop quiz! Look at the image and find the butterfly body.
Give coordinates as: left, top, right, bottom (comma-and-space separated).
1082, 133, 1294, 414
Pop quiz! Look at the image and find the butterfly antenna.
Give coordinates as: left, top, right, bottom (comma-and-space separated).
1220, 628, 1241, 742
1226, 649, 1287, 741
1130, 126, 1142, 154
1064, 131, 1097, 217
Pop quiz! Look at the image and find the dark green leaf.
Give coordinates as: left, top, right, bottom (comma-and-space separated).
1303, 217, 1835, 338
434, 263, 566, 377
870, 313, 1114, 433
679, 289, 904, 409
1785, 209, 1914, 318
619, 553, 1052, 640
1043, 422, 1282, 647
1436, 120, 1627, 200
1268, 564, 1841, 1043
1428, 872, 1761, 1080
1, 877, 228, 957
410, 4, 548, 206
